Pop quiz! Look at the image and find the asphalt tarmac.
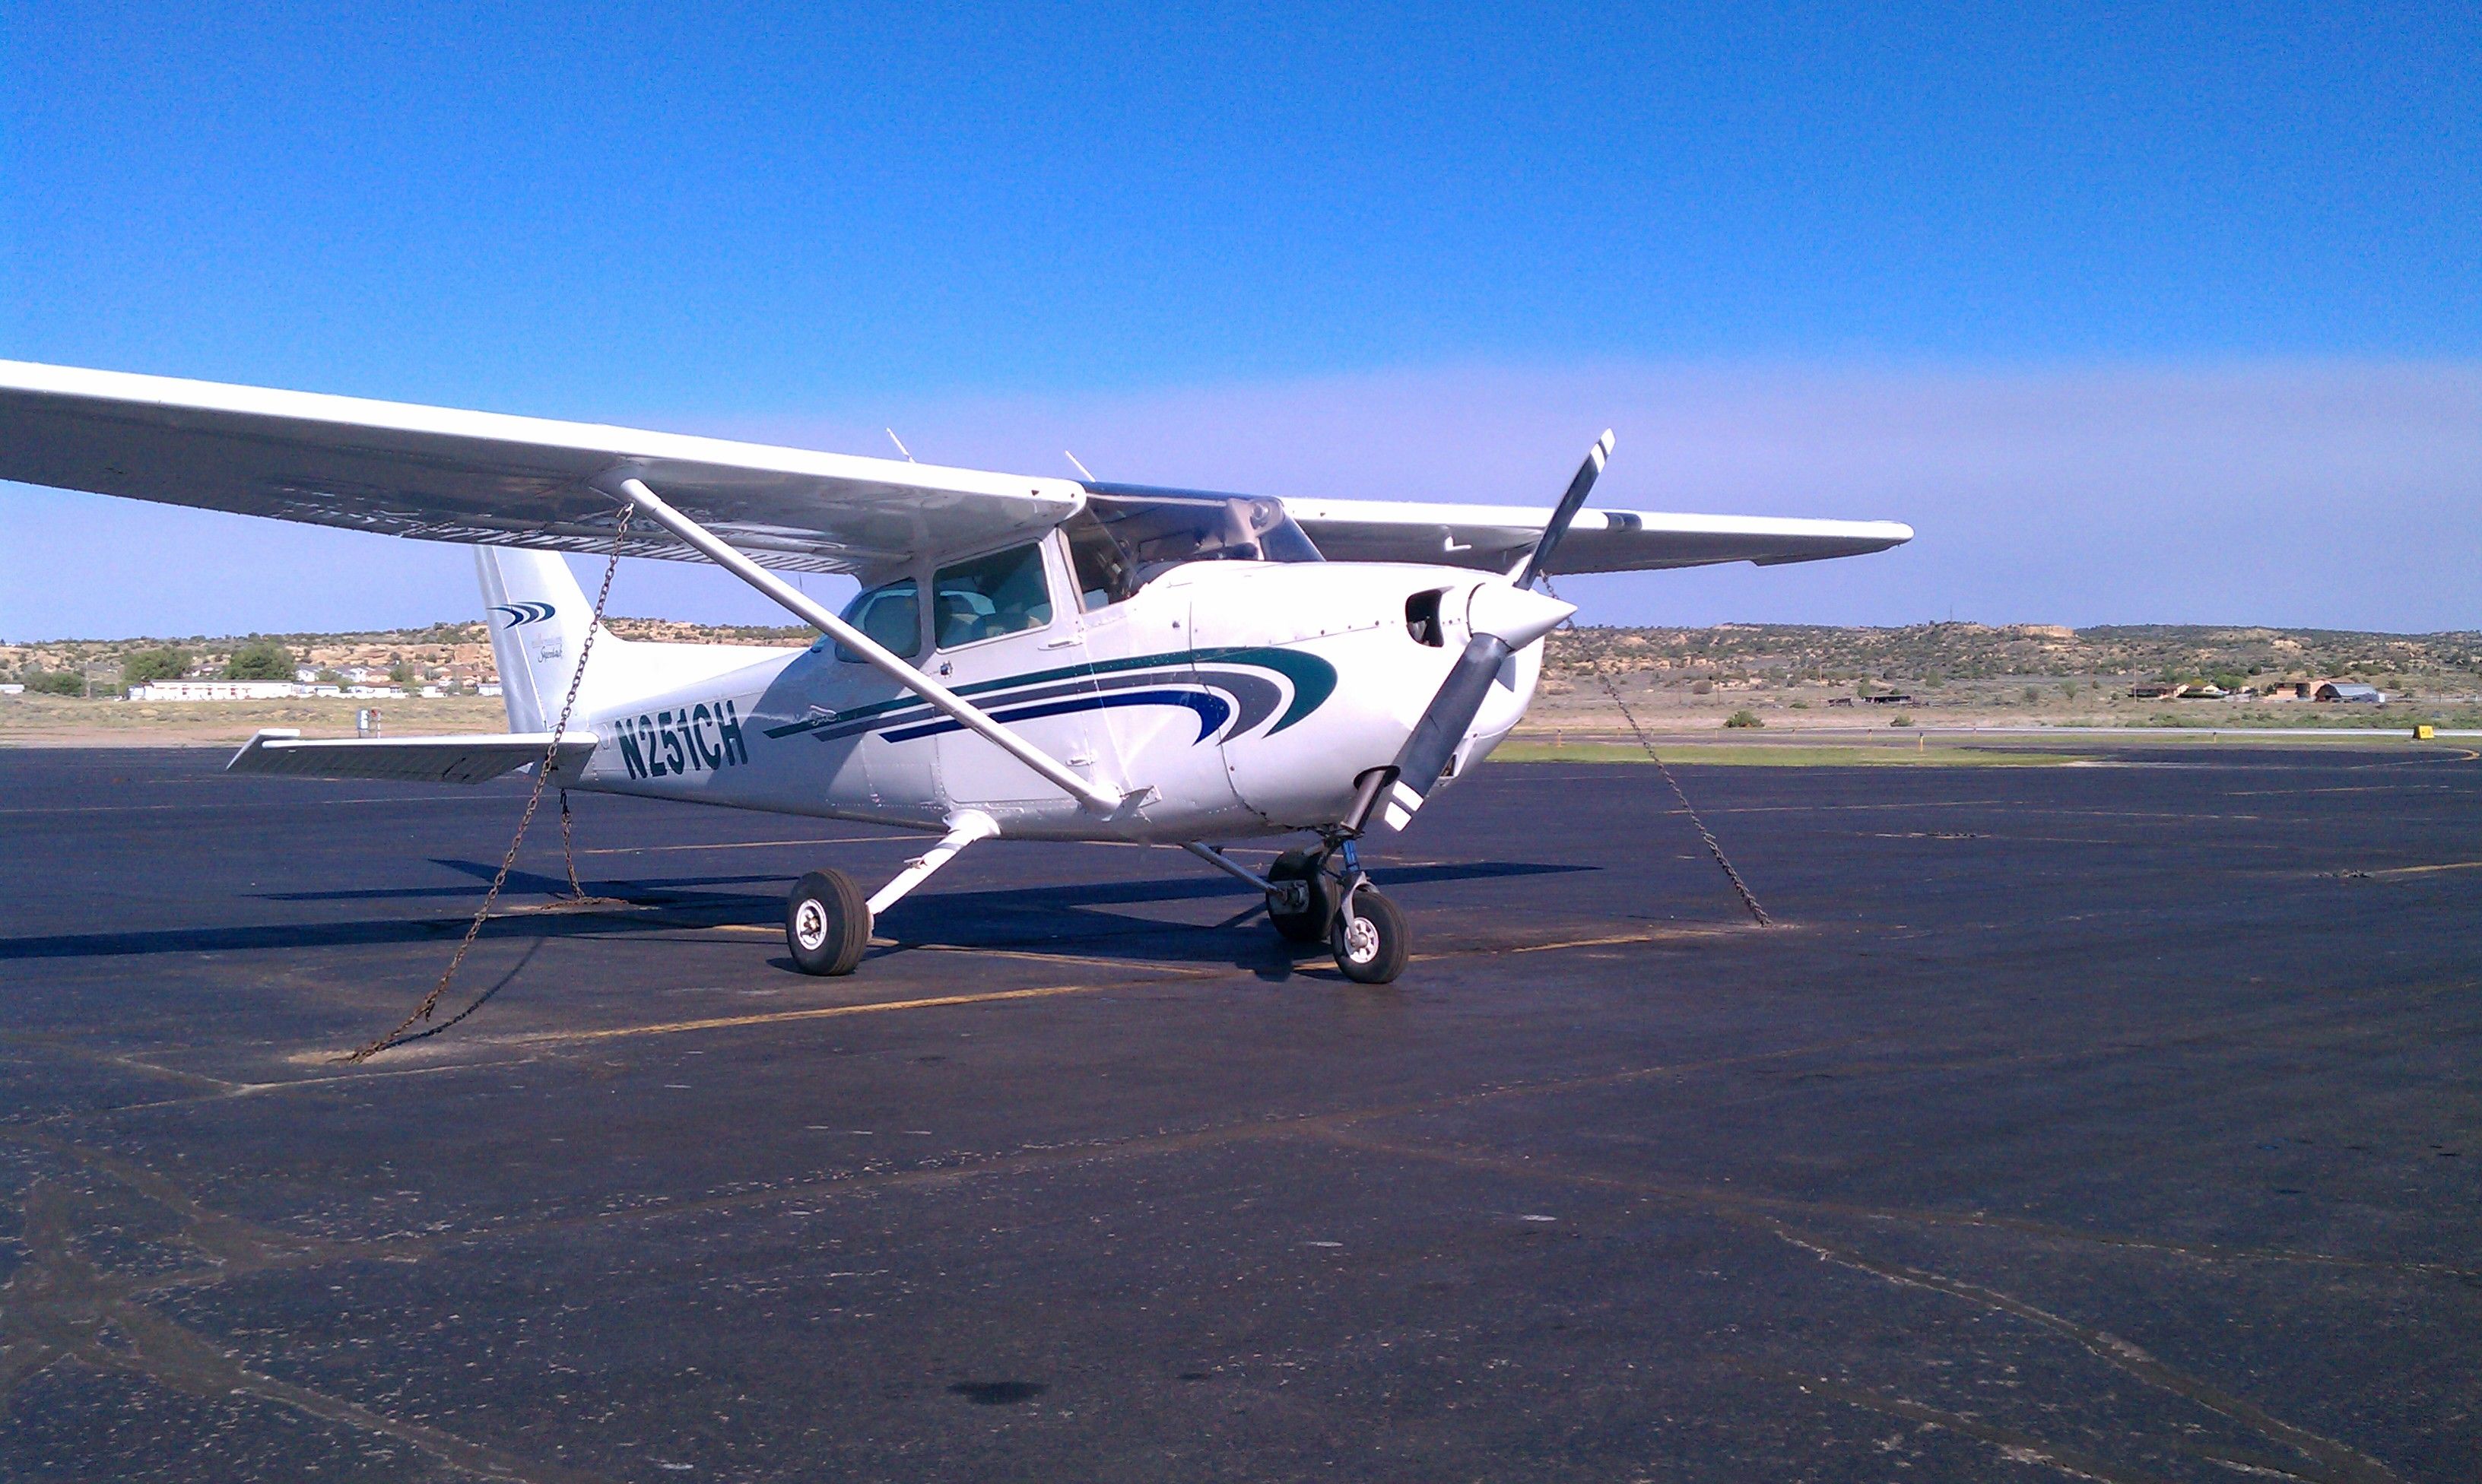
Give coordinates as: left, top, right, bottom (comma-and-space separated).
2, 744, 2476, 1482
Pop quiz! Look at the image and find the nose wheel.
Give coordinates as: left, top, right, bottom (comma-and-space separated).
1263, 839, 1408, 983
786, 868, 871, 976
1329, 883, 1408, 983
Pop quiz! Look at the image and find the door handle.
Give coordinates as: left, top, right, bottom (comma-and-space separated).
1039, 636, 1078, 649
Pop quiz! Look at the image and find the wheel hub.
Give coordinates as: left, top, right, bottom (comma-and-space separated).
794, 899, 828, 950
1341, 914, 1379, 962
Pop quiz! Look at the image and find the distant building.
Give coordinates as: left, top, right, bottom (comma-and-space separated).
478, 682, 503, 698
0, 683, 23, 696
2315, 682, 2386, 704
128, 681, 301, 701
1862, 693, 1915, 705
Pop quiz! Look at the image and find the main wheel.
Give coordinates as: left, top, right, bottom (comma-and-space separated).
1265, 847, 1332, 944
1329, 886, 1408, 984
786, 868, 871, 976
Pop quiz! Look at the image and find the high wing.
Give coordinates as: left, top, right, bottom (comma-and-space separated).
0, 360, 1081, 574
227, 729, 595, 785
1, 360, 1909, 578
1283, 498, 1912, 575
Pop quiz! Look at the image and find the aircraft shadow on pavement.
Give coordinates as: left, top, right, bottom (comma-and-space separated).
0, 859, 1586, 971
252, 869, 800, 904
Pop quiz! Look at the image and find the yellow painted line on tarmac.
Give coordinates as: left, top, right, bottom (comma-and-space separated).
342, 924, 1738, 1059
704, 922, 1721, 967
896, 942, 1227, 975
2360, 859, 2482, 879
688, 925, 1199, 977
487, 981, 1122, 1048
571, 834, 925, 855
1414, 926, 1744, 962
710, 923, 1733, 967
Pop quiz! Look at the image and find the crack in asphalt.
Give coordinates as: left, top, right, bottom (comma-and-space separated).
0, 1135, 596, 1483
1306, 1126, 2404, 1484
1766, 1368, 2369, 1484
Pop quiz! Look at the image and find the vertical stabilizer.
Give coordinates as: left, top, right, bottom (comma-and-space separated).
475, 547, 605, 733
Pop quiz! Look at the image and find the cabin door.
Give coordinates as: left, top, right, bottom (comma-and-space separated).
928, 538, 1117, 811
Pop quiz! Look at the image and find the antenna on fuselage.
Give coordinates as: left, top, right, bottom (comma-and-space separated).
1063, 450, 1097, 482
885, 429, 915, 461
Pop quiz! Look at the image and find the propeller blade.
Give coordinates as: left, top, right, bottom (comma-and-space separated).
1339, 430, 1611, 837
1359, 582, 1575, 833
1513, 430, 1614, 590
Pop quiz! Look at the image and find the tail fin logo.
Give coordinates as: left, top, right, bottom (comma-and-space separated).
494, 601, 557, 628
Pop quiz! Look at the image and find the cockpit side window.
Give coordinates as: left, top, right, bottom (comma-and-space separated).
1063, 509, 1138, 611
933, 543, 1054, 648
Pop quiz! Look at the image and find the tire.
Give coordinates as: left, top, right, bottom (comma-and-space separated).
1329, 886, 1408, 984
786, 868, 871, 976
1265, 847, 1331, 944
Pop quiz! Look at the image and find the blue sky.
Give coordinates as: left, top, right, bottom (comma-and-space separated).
5, 2, 2478, 636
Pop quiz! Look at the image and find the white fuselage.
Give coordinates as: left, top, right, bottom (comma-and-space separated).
560, 557, 1538, 842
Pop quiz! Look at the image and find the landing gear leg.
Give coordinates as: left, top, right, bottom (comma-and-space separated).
786, 869, 870, 976
789, 810, 997, 977
1325, 838, 1408, 984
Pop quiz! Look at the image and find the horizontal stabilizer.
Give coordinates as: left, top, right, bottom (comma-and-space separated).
226, 729, 595, 785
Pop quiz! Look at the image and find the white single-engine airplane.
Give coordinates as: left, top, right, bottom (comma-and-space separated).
0, 361, 1909, 981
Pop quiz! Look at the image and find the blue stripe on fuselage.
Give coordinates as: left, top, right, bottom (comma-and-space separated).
880, 688, 1232, 745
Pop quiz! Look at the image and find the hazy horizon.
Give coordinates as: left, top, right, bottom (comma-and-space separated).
5, 357, 2477, 642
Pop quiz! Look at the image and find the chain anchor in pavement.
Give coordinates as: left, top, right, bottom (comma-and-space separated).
1541, 579, 1773, 928
341, 504, 635, 1062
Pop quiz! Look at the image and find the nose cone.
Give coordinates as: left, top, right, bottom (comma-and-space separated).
1465, 582, 1576, 650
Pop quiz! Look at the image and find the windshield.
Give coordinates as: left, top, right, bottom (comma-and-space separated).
1063, 491, 1322, 608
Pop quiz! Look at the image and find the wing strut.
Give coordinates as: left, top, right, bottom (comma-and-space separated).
596, 473, 1123, 814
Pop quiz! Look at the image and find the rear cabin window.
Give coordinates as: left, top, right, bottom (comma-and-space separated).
833, 577, 919, 661
934, 544, 1054, 648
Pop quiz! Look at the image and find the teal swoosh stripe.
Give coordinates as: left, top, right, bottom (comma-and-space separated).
760, 645, 1335, 740
1213, 647, 1335, 734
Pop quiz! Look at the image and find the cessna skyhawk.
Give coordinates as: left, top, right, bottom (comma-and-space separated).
0, 361, 1910, 981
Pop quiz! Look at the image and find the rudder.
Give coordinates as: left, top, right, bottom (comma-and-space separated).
475, 547, 598, 733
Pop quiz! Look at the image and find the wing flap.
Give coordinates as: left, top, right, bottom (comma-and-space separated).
1284, 498, 1912, 574
0, 360, 1083, 573
227, 729, 595, 785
